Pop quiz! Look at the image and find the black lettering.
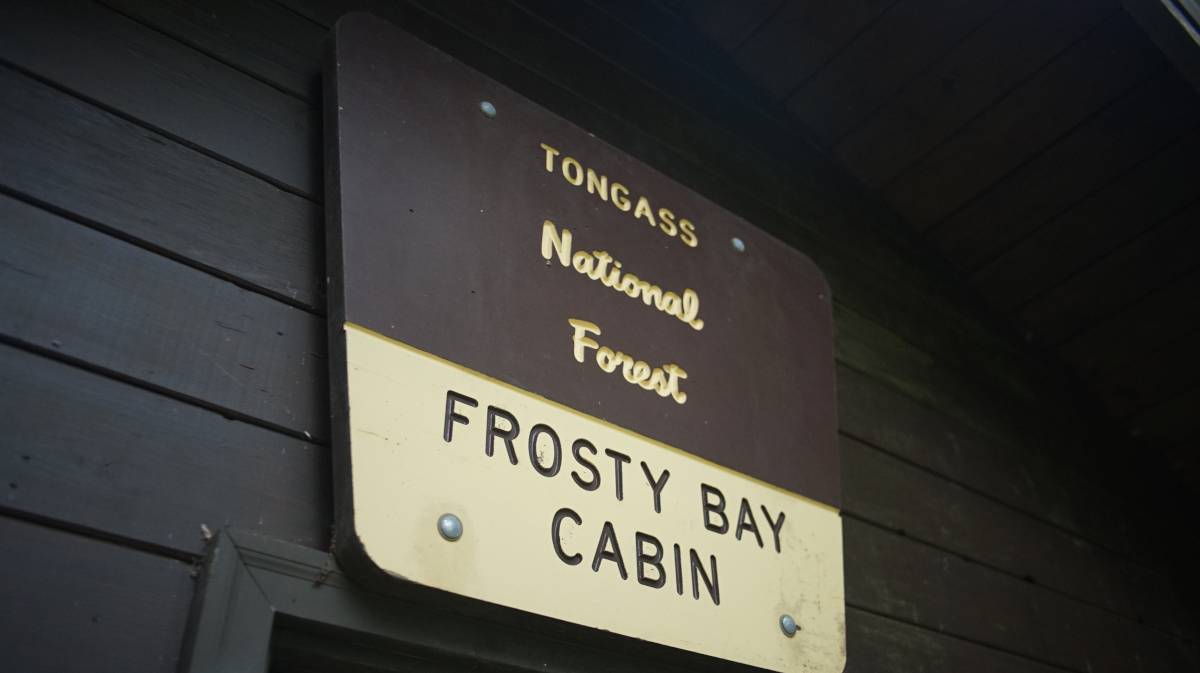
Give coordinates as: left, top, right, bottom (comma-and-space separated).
673, 543, 683, 595
551, 508, 583, 565
690, 549, 720, 606
485, 406, 520, 465
640, 462, 670, 514
700, 483, 729, 534
571, 439, 601, 491
527, 423, 562, 477
442, 390, 477, 442
604, 448, 632, 501
635, 532, 666, 589
591, 521, 628, 579
735, 498, 764, 548
761, 506, 786, 554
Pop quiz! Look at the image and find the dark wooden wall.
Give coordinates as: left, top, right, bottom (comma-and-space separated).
0, 1, 1196, 671
676, 0, 1200, 477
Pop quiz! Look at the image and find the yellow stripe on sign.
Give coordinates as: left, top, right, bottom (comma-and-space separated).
343, 321, 846, 673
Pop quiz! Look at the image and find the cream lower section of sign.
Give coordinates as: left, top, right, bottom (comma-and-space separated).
344, 323, 846, 673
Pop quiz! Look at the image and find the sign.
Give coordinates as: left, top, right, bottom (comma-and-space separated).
325, 13, 845, 673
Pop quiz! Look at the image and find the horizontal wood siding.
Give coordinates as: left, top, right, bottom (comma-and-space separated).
0, 0, 1195, 670
0, 517, 195, 673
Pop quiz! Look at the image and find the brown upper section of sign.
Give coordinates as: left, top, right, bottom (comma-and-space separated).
326, 13, 840, 508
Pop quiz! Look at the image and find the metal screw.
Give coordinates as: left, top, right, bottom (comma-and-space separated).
437, 513, 463, 541
779, 614, 798, 637
731, 237, 746, 253
479, 101, 497, 118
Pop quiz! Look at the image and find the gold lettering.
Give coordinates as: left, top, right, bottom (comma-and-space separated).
664, 364, 688, 404
618, 274, 643, 299
679, 219, 698, 248
585, 168, 608, 201
540, 143, 560, 173
657, 207, 677, 236
569, 319, 600, 363
615, 352, 635, 380
537, 142, 699, 249
596, 347, 620, 373
541, 220, 572, 266
536, 224, 703, 330
611, 182, 631, 211
640, 283, 663, 308
648, 368, 668, 395
661, 292, 681, 315
681, 289, 704, 330
568, 319, 689, 405
591, 251, 613, 282
633, 196, 656, 228
562, 157, 584, 186
604, 261, 623, 288
627, 360, 652, 386
572, 251, 594, 275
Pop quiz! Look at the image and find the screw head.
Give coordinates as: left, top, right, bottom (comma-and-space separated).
779, 614, 798, 637
479, 101, 497, 118
731, 237, 746, 253
437, 513, 463, 541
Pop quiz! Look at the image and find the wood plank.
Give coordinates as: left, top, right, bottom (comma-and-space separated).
834, 303, 1096, 467
842, 435, 1197, 637
786, 0, 1007, 146
836, 302, 1035, 432
0, 193, 328, 440
442, 0, 821, 193
836, 365, 1146, 562
1019, 198, 1200, 345
834, 0, 1118, 189
1085, 327, 1200, 419
677, 0, 781, 51
518, 0, 808, 171
845, 608, 1064, 673
277, 0, 349, 25
0, 65, 323, 308
583, 0, 794, 113
1162, 436, 1200, 486
730, 0, 896, 98
1059, 267, 1200, 376
932, 67, 1200, 271
971, 128, 1200, 313
1137, 619, 1200, 673
0, 342, 330, 555
0, 0, 320, 197
844, 518, 1200, 672
102, 0, 327, 101
883, 9, 1164, 229
0, 517, 194, 673
576, 0, 789, 101
1127, 385, 1200, 444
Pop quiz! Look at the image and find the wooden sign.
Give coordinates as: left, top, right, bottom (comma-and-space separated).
325, 13, 845, 673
